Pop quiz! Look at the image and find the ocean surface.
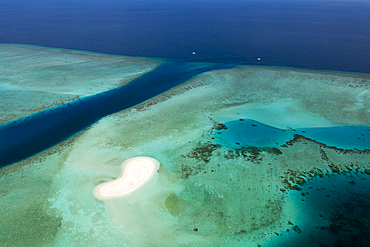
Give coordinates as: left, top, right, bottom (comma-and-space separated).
1, 0, 370, 73
1, 1, 370, 246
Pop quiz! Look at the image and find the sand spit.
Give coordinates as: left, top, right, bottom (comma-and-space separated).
0, 44, 162, 124
1, 59, 370, 246
93, 157, 160, 200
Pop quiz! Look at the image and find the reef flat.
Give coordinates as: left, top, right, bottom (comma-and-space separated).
0, 44, 161, 124
0, 47, 370, 246
0, 59, 232, 167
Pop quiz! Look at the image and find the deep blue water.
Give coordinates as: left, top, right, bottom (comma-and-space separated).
214, 119, 370, 150
0, 62, 233, 167
1, 0, 370, 73
265, 172, 370, 247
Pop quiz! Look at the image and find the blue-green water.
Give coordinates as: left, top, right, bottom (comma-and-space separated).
214, 119, 370, 246
265, 172, 370, 247
214, 119, 370, 150
0, 0, 369, 245
0, 62, 233, 167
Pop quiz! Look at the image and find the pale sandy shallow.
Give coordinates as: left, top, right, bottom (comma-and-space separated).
0, 44, 162, 124
0, 46, 370, 246
93, 157, 160, 200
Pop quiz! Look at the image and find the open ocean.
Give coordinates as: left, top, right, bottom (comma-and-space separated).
1, 0, 370, 73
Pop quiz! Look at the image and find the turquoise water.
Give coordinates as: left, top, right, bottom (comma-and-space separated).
0, 62, 233, 167
214, 119, 370, 150
0, 0, 370, 244
265, 172, 370, 247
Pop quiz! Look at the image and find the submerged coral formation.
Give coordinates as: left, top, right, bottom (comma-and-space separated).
0, 44, 161, 124
1, 46, 370, 246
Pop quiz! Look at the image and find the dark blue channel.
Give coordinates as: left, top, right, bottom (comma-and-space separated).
0, 62, 233, 168
214, 119, 370, 150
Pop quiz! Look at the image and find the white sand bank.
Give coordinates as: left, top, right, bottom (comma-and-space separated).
0, 44, 162, 124
1, 62, 370, 246
93, 157, 160, 200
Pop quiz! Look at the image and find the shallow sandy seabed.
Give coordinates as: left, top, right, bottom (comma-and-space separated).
0, 44, 161, 124
1, 47, 370, 246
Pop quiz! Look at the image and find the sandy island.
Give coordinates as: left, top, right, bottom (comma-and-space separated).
93, 157, 160, 200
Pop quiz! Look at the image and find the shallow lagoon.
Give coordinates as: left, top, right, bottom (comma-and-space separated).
1, 45, 370, 246
214, 119, 370, 150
